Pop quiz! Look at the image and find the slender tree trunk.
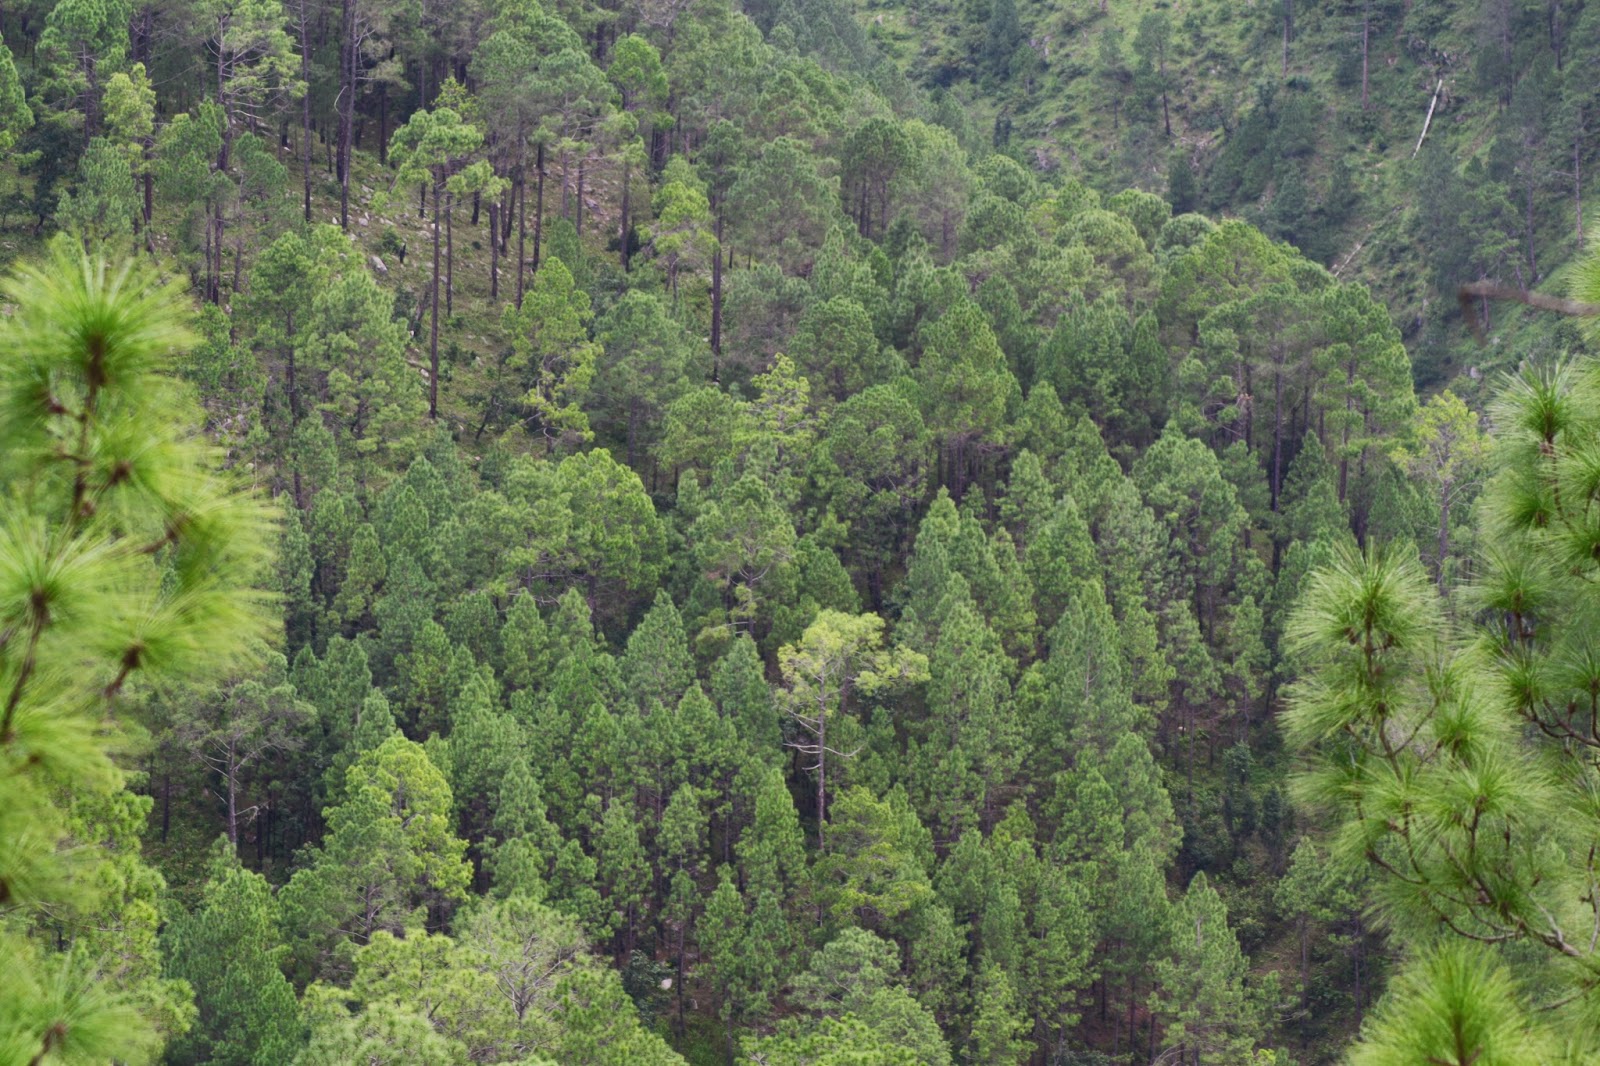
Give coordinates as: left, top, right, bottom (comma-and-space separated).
446, 190, 454, 316
489, 200, 500, 301
1437, 480, 1452, 590
516, 168, 527, 309
287, 338, 299, 426
675, 918, 687, 1036
1270, 369, 1285, 512
534, 142, 545, 273
500, 178, 514, 249
1578, 133, 1586, 249
575, 157, 585, 236
816, 709, 827, 853
429, 178, 442, 419
82, 48, 99, 145
203, 204, 214, 301
710, 212, 724, 362
225, 744, 239, 846
338, 0, 355, 231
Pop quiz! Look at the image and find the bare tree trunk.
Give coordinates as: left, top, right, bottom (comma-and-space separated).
338, 0, 355, 231
500, 179, 514, 249
297, 0, 312, 220
446, 190, 454, 316
516, 168, 527, 308
489, 200, 499, 302
1437, 480, 1452, 591
429, 177, 441, 419
815, 706, 828, 853
533, 142, 545, 273
575, 157, 585, 236
710, 212, 724, 362
225, 743, 239, 846
1271, 370, 1285, 512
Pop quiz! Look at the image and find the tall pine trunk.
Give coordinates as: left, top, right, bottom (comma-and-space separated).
710, 212, 724, 364
534, 142, 545, 273
516, 169, 527, 309
429, 175, 442, 419
338, 0, 355, 231
300, 0, 313, 219
489, 200, 500, 302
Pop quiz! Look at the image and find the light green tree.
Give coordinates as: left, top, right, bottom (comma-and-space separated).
0, 30, 31, 155
1347, 943, 1554, 1066
1391, 389, 1488, 590
57, 136, 138, 245
500, 257, 600, 451
0, 247, 276, 1064
777, 611, 928, 848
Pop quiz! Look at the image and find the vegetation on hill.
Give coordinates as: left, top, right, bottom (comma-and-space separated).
0, 0, 1597, 1065
862, 0, 1600, 391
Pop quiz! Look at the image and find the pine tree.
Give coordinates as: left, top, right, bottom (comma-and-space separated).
279, 735, 471, 981
164, 840, 303, 1066
712, 635, 780, 761
968, 962, 1030, 1065
623, 590, 696, 711
0, 248, 276, 1064
500, 257, 601, 450
500, 593, 552, 698
911, 582, 1020, 837
596, 797, 651, 956
1153, 873, 1270, 1063
777, 612, 928, 849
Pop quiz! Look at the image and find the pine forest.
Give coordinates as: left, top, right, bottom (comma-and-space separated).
7, 0, 1600, 1064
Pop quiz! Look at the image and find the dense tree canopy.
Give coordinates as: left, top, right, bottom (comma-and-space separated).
8, 0, 1599, 1064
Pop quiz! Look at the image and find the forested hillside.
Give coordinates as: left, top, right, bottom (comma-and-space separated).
0, 0, 1594, 1064
867, 0, 1600, 390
